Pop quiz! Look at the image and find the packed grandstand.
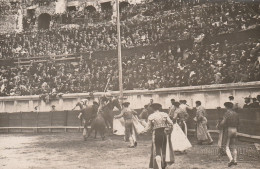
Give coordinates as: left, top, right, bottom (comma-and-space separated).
0, 0, 259, 97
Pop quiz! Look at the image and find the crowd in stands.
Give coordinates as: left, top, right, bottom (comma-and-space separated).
51, 7, 113, 25
0, 0, 21, 15
0, 37, 259, 97
32, 0, 57, 6
1, 0, 259, 58
0, 0, 260, 97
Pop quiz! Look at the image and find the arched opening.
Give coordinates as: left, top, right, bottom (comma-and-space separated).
23, 9, 36, 30
27, 9, 35, 18
101, 2, 112, 12
84, 5, 97, 21
67, 6, 76, 12
100, 2, 112, 21
85, 5, 96, 13
38, 13, 51, 30
119, 2, 130, 12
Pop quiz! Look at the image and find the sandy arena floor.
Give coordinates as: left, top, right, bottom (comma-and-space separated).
0, 133, 259, 169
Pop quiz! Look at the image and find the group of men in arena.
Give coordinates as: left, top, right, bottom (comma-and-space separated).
243, 95, 260, 108
71, 92, 243, 168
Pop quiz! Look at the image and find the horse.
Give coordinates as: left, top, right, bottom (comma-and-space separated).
102, 98, 121, 132
86, 98, 121, 140
78, 97, 121, 140
77, 102, 99, 141
87, 112, 107, 140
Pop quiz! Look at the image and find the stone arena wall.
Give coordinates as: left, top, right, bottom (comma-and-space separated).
0, 81, 259, 112
0, 15, 17, 33
0, 81, 260, 139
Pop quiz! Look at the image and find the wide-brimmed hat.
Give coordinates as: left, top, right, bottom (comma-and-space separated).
173, 102, 180, 107
224, 102, 233, 109
150, 103, 162, 111
229, 96, 234, 100
122, 102, 130, 107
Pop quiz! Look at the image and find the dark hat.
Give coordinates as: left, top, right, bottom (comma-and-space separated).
229, 96, 234, 100
122, 102, 130, 107
101, 96, 108, 102
195, 101, 201, 106
224, 102, 233, 109
257, 95, 260, 100
173, 102, 180, 107
150, 103, 162, 111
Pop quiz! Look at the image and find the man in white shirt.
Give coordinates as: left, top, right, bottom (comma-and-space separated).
228, 96, 239, 110
179, 100, 192, 114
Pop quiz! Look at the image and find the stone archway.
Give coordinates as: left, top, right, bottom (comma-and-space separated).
85, 5, 96, 13
119, 1, 130, 12
100, 1, 112, 12
38, 13, 51, 30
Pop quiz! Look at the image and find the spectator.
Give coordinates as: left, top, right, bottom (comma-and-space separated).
0, 0, 259, 97
243, 97, 251, 108
249, 98, 259, 108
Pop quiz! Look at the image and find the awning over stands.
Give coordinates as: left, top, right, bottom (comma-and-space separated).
27, 5, 37, 10
67, 1, 80, 7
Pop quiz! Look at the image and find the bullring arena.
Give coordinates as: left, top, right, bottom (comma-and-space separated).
0, 0, 260, 169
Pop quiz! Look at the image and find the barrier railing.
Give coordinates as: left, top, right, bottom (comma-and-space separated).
0, 110, 81, 133
14, 53, 83, 66
0, 81, 260, 112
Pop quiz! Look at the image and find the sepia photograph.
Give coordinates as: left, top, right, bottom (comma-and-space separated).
0, 0, 260, 169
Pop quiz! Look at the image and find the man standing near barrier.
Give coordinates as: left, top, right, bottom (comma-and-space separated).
168, 99, 176, 118
217, 106, 227, 156
218, 102, 239, 167
180, 100, 192, 115
114, 102, 138, 148
139, 105, 149, 121
194, 101, 213, 145
228, 96, 239, 110
174, 102, 189, 136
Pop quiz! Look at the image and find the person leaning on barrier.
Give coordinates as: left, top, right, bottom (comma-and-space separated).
51, 105, 56, 111
217, 102, 239, 167
243, 97, 251, 109
250, 98, 260, 108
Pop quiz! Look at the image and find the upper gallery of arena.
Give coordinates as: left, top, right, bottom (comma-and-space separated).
0, 0, 259, 96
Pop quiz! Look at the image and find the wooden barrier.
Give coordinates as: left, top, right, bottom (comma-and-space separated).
0, 109, 259, 142
0, 110, 81, 133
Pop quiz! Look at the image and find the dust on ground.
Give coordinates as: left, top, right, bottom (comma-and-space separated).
0, 133, 259, 169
